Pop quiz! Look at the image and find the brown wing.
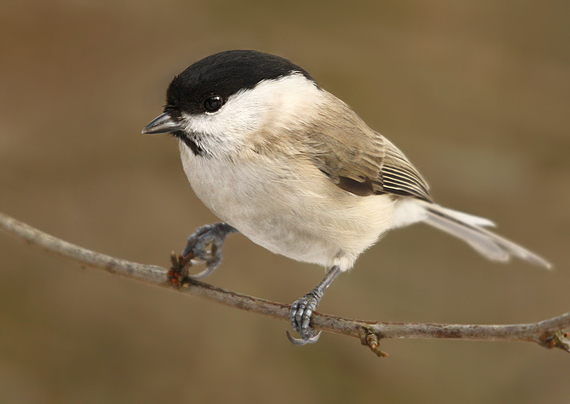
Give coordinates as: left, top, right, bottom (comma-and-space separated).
380, 137, 432, 201
306, 92, 432, 201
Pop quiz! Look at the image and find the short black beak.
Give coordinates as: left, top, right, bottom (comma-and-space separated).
141, 112, 183, 134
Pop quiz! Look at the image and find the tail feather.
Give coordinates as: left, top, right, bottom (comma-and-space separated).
419, 202, 551, 269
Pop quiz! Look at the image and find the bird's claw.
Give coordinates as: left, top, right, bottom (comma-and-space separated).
286, 329, 321, 345
288, 291, 323, 345
181, 223, 236, 279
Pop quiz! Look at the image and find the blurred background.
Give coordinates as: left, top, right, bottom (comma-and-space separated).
1, 0, 569, 403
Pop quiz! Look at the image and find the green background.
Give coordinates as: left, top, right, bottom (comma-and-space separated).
1, 0, 569, 403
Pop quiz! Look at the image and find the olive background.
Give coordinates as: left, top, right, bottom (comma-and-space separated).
1, 1, 569, 403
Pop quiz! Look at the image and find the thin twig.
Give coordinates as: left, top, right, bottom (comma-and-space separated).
0, 211, 568, 357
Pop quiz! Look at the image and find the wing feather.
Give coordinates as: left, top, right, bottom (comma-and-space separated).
306, 91, 432, 201
381, 137, 432, 201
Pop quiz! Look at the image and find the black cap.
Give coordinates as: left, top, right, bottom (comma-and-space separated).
165, 50, 315, 115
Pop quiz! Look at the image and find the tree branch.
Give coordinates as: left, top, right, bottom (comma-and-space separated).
1, 211, 568, 357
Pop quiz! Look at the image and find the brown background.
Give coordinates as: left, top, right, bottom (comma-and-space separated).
1, 0, 569, 403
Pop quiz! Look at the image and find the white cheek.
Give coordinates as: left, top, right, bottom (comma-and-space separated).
181, 94, 266, 154
185, 100, 263, 138
179, 74, 322, 155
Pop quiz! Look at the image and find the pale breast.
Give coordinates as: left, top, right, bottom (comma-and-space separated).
179, 143, 397, 270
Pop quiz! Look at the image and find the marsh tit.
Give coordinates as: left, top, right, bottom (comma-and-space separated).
142, 50, 550, 345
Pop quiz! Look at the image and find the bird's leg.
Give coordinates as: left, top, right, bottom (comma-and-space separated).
181, 222, 238, 279
287, 265, 342, 345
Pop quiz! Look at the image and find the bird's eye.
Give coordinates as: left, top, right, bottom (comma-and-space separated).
203, 95, 223, 112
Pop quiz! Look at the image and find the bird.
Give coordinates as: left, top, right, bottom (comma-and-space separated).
142, 49, 551, 345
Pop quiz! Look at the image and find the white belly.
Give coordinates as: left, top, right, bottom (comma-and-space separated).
180, 145, 397, 270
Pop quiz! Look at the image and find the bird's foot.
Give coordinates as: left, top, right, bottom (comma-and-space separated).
181, 222, 237, 279
286, 290, 323, 345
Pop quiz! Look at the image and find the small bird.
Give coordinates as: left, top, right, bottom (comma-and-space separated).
142, 50, 550, 345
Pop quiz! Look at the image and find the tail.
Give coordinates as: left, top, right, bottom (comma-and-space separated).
418, 201, 551, 269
